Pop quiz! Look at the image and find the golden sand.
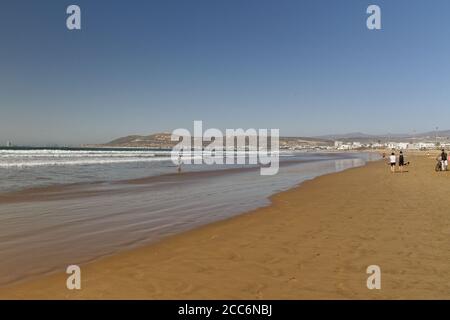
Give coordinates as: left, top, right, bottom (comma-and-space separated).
1, 153, 450, 299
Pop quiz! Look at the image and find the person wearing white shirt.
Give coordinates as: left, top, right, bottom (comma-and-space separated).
389, 152, 396, 173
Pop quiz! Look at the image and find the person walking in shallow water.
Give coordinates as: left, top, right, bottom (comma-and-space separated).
177, 153, 182, 173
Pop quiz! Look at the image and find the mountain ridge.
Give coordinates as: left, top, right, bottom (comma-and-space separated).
101, 129, 450, 148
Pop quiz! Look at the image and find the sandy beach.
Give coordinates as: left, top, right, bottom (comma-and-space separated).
1, 152, 450, 299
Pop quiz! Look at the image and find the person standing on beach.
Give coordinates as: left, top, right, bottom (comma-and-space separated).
177, 153, 182, 173
441, 149, 448, 171
398, 151, 405, 173
389, 152, 396, 173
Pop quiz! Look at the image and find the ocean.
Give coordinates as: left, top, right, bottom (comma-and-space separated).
0, 148, 379, 285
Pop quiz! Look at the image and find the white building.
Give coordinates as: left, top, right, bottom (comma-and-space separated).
334, 141, 343, 148
387, 142, 410, 150
371, 143, 384, 149
414, 142, 436, 150
337, 143, 351, 150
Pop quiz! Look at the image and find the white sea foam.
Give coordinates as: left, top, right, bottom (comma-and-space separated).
0, 148, 291, 168
0, 150, 170, 157
0, 157, 174, 168
0, 149, 174, 168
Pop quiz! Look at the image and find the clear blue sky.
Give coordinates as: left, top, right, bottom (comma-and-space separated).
1, 0, 450, 145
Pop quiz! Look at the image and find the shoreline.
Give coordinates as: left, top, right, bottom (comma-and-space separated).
0, 154, 371, 288
0, 154, 354, 204
3, 152, 449, 299
0, 154, 370, 287
0, 161, 372, 298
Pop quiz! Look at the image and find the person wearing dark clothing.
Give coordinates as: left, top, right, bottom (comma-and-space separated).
399, 151, 405, 173
441, 149, 448, 171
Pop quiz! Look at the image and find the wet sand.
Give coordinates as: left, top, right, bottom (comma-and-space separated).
1, 153, 450, 299
0, 157, 329, 204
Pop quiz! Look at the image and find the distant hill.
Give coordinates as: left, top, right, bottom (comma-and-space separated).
101, 133, 333, 149
105, 133, 177, 149
418, 130, 450, 139
316, 132, 379, 140
316, 130, 450, 143
100, 129, 450, 149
